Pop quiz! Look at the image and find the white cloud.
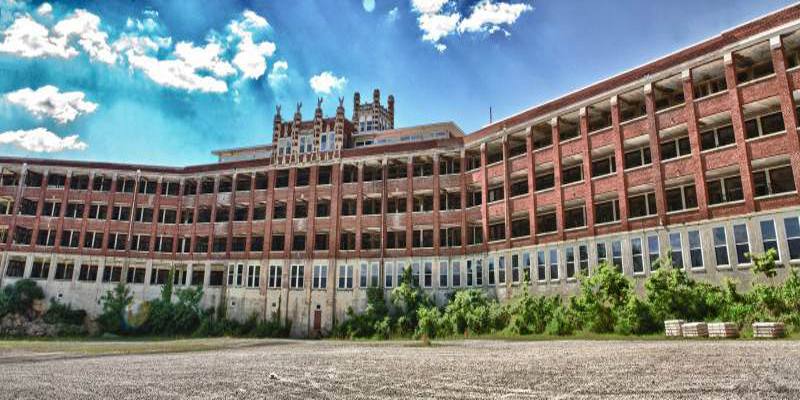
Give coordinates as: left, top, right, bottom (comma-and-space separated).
411, 0, 449, 14
309, 71, 347, 95
409, 0, 532, 51
267, 60, 289, 88
0, 127, 87, 153
52, 9, 117, 64
36, 2, 53, 16
418, 11, 460, 43
126, 52, 228, 93
386, 7, 399, 22
0, 16, 76, 59
228, 10, 276, 80
174, 41, 235, 78
5, 85, 98, 124
363, 0, 376, 12
457, 0, 532, 34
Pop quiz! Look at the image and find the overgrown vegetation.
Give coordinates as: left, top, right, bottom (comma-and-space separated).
334, 250, 800, 339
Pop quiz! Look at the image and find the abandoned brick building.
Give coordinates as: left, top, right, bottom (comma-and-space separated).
2, 6, 800, 336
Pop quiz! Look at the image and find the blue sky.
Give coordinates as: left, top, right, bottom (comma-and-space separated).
0, 0, 795, 166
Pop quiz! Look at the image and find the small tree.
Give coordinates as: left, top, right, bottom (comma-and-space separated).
749, 248, 781, 282
98, 283, 133, 334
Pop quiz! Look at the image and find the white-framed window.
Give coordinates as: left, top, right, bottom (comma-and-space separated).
385, 262, 394, 288
338, 265, 353, 289
753, 165, 795, 198
268, 265, 282, 288
227, 264, 236, 286
396, 262, 405, 287
290, 265, 304, 288
466, 259, 473, 287
359, 263, 368, 288
536, 250, 546, 281
423, 261, 433, 288
565, 247, 576, 278
475, 259, 483, 286
733, 224, 751, 265
578, 244, 589, 275
647, 235, 660, 268
611, 240, 623, 270
549, 248, 559, 281
498, 256, 506, 284
371, 262, 380, 287
277, 138, 292, 156
707, 175, 744, 205
511, 254, 520, 283
487, 257, 495, 286
522, 252, 531, 282
784, 217, 800, 260
760, 219, 780, 260
313, 265, 327, 289
245, 265, 259, 288
669, 232, 684, 269
299, 135, 314, 154
596, 242, 607, 265
688, 230, 704, 269
411, 263, 420, 287
631, 238, 644, 274
452, 261, 461, 287
712, 227, 730, 267
438, 261, 448, 288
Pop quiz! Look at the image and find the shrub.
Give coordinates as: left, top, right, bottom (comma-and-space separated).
441, 289, 506, 336
571, 262, 631, 333
505, 289, 558, 335
615, 296, 658, 335
544, 304, 576, 336
43, 299, 86, 326
415, 306, 443, 339
0, 279, 44, 317
391, 267, 432, 336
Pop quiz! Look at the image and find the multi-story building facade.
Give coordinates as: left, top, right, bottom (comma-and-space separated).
2, 6, 800, 336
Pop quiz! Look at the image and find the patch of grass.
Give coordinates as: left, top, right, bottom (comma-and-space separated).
0, 337, 290, 356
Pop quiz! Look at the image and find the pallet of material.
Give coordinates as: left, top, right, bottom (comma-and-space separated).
682, 322, 708, 338
752, 322, 785, 338
664, 320, 685, 337
708, 322, 739, 338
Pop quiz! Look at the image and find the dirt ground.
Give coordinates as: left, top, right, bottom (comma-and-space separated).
1, 339, 799, 399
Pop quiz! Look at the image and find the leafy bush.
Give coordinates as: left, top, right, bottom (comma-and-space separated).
441, 289, 506, 336
98, 283, 133, 334
43, 299, 86, 326
415, 306, 443, 339
0, 279, 44, 317
571, 262, 631, 333
615, 296, 658, 335
544, 304, 576, 336
505, 289, 559, 335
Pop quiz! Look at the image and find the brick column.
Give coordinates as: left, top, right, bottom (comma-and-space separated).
551, 117, 566, 240
681, 69, 711, 219
644, 84, 668, 226
479, 143, 490, 251
190, 179, 201, 258
501, 136, 512, 245
53, 170, 70, 251
406, 157, 414, 257
329, 164, 342, 258
432, 154, 441, 254
381, 159, 388, 260
769, 35, 800, 197
610, 97, 630, 230
284, 168, 296, 257
206, 175, 219, 258
525, 127, 538, 244
579, 108, 595, 235
355, 163, 363, 257
723, 52, 756, 212
264, 170, 277, 260
226, 174, 237, 256
459, 150, 468, 253
306, 166, 318, 258
30, 170, 47, 251
148, 177, 163, 258
246, 173, 256, 257
5, 165, 27, 248
173, 178, 185, 255
124, 171, 142, 256
101, 173, 118, 257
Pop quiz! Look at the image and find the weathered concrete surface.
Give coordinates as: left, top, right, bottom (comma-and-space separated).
1, 339, 799, 399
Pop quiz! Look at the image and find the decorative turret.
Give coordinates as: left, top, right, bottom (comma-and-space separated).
352, 91, 361, 122
294, 102, 303, 123
273, 104, 283, 138
372, 88, 380, 106
387, 95, 395, 129
314, 97, 323, 121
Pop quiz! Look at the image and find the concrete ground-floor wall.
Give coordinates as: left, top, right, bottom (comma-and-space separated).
1, 205, 799, 337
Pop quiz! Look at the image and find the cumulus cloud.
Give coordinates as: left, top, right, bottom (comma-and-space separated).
36, 2, 53, 16
5, 85, 98, 124
457, 0, 532, 34
267, 60, 289, 88
309, 71, 347, 95
228, 9, 276, 80
0, 16, 77, 59
409, 0, 532, 51
0, 128, 87, 152
52, 9, 117, 64
174, 41, 235, 78
125, 52, 229, 93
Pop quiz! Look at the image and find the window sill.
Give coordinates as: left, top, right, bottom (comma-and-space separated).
715, 265, 732, 271
746, 130, 785, 142
700, 143, 736, 155
534, 187, 555, 194
535, 231, 558, 237
588, 126, 613, 136
623, 164, 652, 173
737, 73, 776, 88
591, 173, 616, 181
533, 144, 554, 153
661, 154, 692, 164
690, 267, 706, 273
708, 200, 745, 209
666, 207, 699, 216
693, 90, 727, 103
510, 193, 529, 200
628, 214, 657, 222
594, 220, 621, 228
562, 180, 584, 188
633, 272, 646, 277
508, 153, 527, 162
620, 114, 648, 126
755, 191, 798, 201
655, 103, 686, 115
486, 161, 503, 169
559, 136, 582, 146
564, 226, 587, 233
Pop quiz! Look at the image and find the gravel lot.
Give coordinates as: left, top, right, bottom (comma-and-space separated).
1, 339, 799, 399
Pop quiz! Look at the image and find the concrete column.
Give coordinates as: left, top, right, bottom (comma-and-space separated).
769, 35, 800, 198
723, 52, 756, 212
681, 69, 711, 219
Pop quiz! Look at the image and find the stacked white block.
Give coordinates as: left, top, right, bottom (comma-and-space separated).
708, 322, 739, 338
752, 322, 785, 338
682, 322, 708, 338
664, 320, 685, 337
